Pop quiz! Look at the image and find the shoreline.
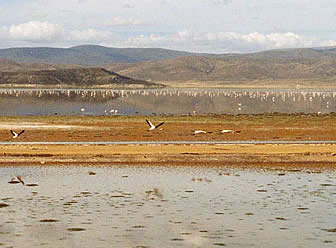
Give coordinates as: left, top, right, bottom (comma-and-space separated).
1, 143, 336, 168
1, 82, 336, 90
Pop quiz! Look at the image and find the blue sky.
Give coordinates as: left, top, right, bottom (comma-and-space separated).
0, 0, 336, 53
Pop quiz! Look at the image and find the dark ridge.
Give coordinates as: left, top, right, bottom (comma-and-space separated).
0, 67, 163, 88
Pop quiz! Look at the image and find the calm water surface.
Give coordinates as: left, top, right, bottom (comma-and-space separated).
1, 88, 336, 115
1, 165, 336, 247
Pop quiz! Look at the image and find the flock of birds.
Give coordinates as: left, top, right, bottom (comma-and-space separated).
8, 119, 240, 139
194, 129, 240, 134
146, 119, 240, 134
7, 119, 239, 186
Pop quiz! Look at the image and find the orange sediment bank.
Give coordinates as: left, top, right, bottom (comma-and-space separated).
1, 114, 336, 143
1, 144, 336, 168
1, 115, 336, 168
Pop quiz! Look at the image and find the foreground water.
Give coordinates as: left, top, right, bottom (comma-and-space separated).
1, 165, 336, 247
1, 88, 336, 115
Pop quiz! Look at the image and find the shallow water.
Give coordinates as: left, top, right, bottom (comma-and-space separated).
0, 88, 336, 115
1, 165, 336, 247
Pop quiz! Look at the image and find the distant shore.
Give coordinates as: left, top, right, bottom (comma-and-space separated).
1, 80, 336, 89
161, 80, 336, 89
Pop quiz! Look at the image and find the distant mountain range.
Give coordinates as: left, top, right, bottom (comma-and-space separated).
0, 45, 195, 65
1, 45, 336, 87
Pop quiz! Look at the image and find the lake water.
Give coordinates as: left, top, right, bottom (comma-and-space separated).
0, 88, 336, 115
1, 165, 336, 247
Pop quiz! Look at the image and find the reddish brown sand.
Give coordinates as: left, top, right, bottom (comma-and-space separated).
1, 115, 336, 167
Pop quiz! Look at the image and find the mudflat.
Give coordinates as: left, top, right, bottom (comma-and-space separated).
1, 114, 336, 167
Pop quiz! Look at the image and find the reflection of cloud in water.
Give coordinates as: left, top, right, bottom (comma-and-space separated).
1, 88, 336, 115
1, 165, 336, 247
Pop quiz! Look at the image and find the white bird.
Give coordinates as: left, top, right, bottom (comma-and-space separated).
221, 129, 241, 134
194, 130, 207, 134
146, 120, 164, 131
221, 129, 234, 133
10, 130, 25, 139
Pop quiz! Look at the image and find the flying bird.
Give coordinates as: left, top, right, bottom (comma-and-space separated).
194, 130, 207, 134
146, 120, 164, 131
10, 130, 25, 139
221, 129, 241, 134
16, 176, 25, 185
221, 129, 234, 133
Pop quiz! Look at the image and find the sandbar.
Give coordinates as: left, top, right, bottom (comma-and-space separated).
1, 114, 336, 168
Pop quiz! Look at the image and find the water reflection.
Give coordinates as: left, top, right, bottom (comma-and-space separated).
0, 165, 336, 247
0, 88, 336, 115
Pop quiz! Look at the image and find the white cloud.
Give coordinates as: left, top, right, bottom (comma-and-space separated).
117, 31, 335, 53
229, 32, 312, 50
69, 29, 118, 42
210, 0, 232, 5
160, 0, 172, 4
104, 17, 140, 27
123, 1, 134, 8
8, 21, 64, 41
0, 26, 8, 35
119, 34, 166, 47
321, 40, 336, 47
176, 30, 194, 40
0, 21, 120, 46
1, 21, 336, 53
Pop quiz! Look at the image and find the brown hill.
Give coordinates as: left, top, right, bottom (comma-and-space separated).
0, 58, 81, 72
106, 55, 336, 83
0, 45, 194, 64
0, 68, 163, 88
3, 46, 336, 88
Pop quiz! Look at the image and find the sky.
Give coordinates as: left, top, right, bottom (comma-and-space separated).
0, 0, 336, 53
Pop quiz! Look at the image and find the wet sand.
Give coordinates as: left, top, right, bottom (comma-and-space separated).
0, 114, 335, 167
1, 143, 336, 167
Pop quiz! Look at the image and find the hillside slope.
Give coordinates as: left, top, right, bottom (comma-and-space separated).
0, 58, 81, 72
0, 45, 195, 65
0, 68, 163, 88
106, 48, 336, 83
